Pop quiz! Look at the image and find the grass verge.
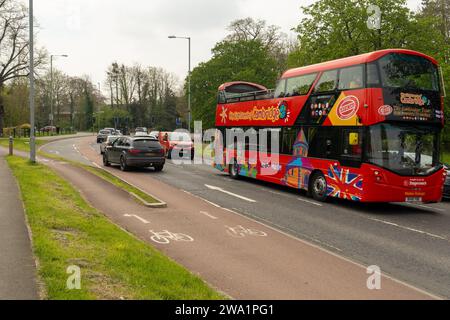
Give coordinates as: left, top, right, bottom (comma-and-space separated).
0, 138, 46, 152
82, 165, 159, 204
6, 156, 223, 300
0, 138, 160, 204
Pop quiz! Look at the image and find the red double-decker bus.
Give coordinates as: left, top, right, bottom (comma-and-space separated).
214, 49, 446, 203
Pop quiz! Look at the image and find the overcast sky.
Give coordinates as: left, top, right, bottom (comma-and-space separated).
27, 0, 422, 92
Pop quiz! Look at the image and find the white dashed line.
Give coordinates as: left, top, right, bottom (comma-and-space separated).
297, 197, 323, 207
200, 211, 218, 220
123, 214, 150, 224
369, 217, 447, 241
405, 203, 446, 212
205, 184, 257, 203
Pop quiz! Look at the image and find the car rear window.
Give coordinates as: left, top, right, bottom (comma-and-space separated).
107, 136, 119, 143
100, 130, 110, 134
133, 139, 161, 148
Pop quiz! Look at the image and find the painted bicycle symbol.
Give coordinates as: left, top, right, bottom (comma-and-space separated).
225, 225, 268, 238
149, 230, 194, 245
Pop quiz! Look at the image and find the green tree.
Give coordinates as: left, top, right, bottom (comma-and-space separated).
288, 0, 450, 144
190, 39, 278, 129
288, 0, 422, 67
418, 0, 450, 142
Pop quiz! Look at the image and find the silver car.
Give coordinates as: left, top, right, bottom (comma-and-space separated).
100, 135, 121, 155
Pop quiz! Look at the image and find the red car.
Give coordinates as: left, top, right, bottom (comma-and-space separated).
159, 131, 194, 159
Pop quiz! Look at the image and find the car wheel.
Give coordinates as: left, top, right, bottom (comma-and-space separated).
103, 153, 110, 166
120, 156, 129, 171
310, 172, 328, 202
229, 160, 239, 179
154, 164, 164, 172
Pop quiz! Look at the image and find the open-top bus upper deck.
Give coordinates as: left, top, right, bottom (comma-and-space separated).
216, 49, 444, 129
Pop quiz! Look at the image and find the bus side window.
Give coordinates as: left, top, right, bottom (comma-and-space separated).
313, 70, 338, 93
338, 65, 364, 90
274, 79, 286, 98
281, 127, 298, 155
245, 128, 258, 152
367, 62, 381, 87
308, 127, 338, 159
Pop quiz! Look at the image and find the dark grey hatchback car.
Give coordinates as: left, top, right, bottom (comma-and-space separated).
103, 136, 165, 171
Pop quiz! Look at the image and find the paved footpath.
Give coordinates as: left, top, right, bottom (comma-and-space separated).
0, 150, 38, 300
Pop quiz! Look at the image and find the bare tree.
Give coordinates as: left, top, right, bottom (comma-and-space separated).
225, 17, 292, 74
0, 0, 46, 135
226, 18, 283, 48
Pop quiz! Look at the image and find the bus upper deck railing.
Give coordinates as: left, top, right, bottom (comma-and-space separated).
219, 89, 275, 104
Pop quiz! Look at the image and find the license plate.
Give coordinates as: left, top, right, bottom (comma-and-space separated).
145, 152, 157, 156
406, 197, 422, 203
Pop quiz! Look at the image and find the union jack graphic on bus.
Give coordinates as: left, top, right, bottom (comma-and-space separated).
326, 165, 363, 201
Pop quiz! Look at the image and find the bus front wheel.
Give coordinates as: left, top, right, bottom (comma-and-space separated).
310, 172, 328, 202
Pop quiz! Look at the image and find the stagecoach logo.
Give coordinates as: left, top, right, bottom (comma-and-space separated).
336, 96, 359, 120
378, 105, 393, 116
400, 93, 430, 107
403, 178, 427, 187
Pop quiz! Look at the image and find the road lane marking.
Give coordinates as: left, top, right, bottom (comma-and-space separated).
181, 190, 222, 208
200, 211, 218, 220
225, 225, 267, 238
229, 207, 343, 252
297, 197, 323, 207
368, 217, 447, 241
123, 214, 150, 224
204, 184, 256, 203
404, 203, 446, 212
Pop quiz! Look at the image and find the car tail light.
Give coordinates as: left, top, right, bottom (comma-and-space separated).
128, 149, 141, 155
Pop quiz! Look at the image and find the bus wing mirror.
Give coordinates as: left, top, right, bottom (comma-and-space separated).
349, 133, 359, 146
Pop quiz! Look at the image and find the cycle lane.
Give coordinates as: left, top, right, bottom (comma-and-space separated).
49, 137, 438, 300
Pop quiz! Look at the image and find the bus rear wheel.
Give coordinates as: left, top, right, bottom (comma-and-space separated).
229, 160, 239, 179
310, 172, 328, 202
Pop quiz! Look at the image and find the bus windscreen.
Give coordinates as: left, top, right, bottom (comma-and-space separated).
377, 53, 440, 92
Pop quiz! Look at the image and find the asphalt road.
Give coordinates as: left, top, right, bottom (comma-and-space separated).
42, 137, 450, 298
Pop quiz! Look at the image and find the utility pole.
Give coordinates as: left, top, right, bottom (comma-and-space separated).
29, 0, 35, 163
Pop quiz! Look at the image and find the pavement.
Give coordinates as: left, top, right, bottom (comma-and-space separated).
0, 150, 38, 300
36, 132, 93, 141
35, 138, 442, 299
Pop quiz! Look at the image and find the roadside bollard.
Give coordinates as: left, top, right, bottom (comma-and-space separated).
9, 136, 13, 156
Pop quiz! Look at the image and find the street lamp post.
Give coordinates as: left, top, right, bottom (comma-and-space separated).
168, 35, 191, 132
50, 54, 68, 127
29, 0, 35, 163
